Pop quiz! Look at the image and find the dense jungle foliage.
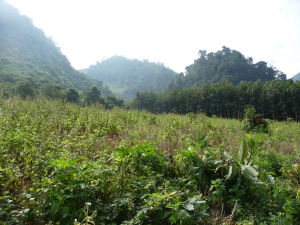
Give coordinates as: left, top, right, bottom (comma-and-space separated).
133, 80, 300, 121
0, 98, 299, 224
82, 56, 176, 101
0, 0, 110, 93
168, 47, 286, 90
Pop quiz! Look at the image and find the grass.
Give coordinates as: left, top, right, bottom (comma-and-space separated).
0, 98, 299, 224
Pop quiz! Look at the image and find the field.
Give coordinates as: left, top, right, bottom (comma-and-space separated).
0, 98, 299, 224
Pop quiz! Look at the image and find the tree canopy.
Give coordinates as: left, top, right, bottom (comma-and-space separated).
169, 47, 286, 90
133, 80, 300, 121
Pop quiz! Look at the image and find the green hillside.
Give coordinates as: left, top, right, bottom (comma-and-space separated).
169, 47, 287, 90
82, 56, 176, 101
0, 0, 110, 93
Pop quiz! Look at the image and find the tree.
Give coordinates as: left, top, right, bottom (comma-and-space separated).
132, 80, 299, 121
16, 80, 35, 99
103, 95, 124, 109
42, 84, 63, 99
65, 88, 79, 103
84, 87, 104, 105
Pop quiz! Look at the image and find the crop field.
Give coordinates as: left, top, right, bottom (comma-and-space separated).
0, 98, 299, 224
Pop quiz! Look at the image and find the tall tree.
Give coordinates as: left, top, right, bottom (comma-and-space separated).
84, 87, 104, 105
133, 80, 299, 121
16, 80, 35, 98
65, 88, 79, 103
42, 84, 63, 99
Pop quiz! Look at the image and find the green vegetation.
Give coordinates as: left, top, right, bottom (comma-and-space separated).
0, 0, 110, 93
82, 56, 176, 101
82, 87, 124, 109
242, 106, 270, 133
133, 80, 300, 121
0, 78, 124, 109
0, 98, 299, 224
169, 47, 286, 90
0, 1, 299, 224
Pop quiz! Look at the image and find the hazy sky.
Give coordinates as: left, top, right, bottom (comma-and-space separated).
6, 0, 300, 77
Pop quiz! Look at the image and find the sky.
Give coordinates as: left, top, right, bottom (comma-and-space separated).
6, 0, 300, 78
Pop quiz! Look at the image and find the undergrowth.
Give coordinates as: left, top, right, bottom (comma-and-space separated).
0, 98, 299, 224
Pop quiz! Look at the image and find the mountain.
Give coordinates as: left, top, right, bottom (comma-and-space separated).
82, 56, 177, 101
292, 73, 300, 81
0, 0, 110, 93
169, 46, 287, 90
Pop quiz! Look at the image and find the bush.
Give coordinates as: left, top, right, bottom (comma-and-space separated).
242, 106, 269, 133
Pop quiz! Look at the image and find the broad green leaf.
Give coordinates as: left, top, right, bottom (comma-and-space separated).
241, 165, 258, 183
266, 174, 275, 184
195, 200, 206, 204
224, 151, 232, 160
184, 195, 206, 211
225, 164, 239, 180
169, 214, 178, 224
238, 139, 249, 164
253, 133, 267, 143
50, 203, 60, 215
188, 196, 197, 203
245, 133, 252, 142
226, 165, 233, 180
183, 203, 194, 211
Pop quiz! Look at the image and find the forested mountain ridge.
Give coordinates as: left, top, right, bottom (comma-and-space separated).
293, 72, 300, 81
82, 56, 177, 101
0, 0, 111, 94
169, 47, 287, 90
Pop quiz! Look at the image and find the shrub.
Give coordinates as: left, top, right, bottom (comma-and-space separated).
287, 117, 295, 123
242, 106, 269, 133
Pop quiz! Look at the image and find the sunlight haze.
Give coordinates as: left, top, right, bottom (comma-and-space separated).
6, 0, 300, 77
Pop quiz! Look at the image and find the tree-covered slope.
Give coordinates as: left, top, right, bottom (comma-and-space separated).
169, 46, 287, 90
292, 72, 300, 81
82, 56, 177, 101
0, 0, 110, 93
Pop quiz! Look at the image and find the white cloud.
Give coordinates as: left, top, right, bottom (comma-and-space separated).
6, 0, 300, 77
